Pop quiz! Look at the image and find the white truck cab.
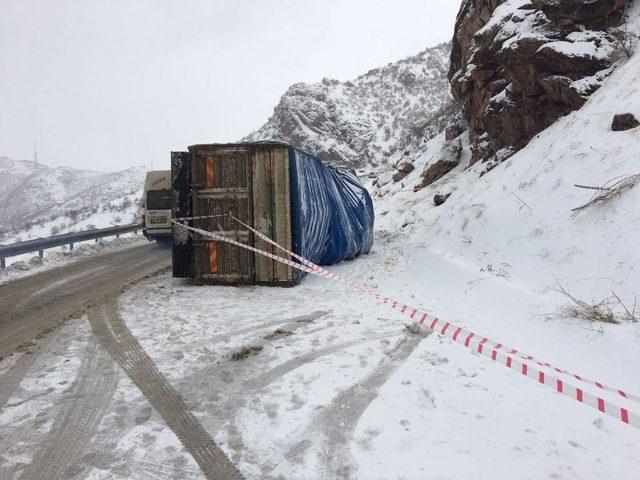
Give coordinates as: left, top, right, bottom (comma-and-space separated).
142, 170, 171, 241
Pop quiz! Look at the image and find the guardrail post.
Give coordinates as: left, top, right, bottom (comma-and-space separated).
38, 249, 44, 259
69, 242, 74, 251
1, 257, 5, 269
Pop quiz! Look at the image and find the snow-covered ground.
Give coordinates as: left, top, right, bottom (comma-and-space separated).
112, 247, 638, 479
2, 191, 142, 244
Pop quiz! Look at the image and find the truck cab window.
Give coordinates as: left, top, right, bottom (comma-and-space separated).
147, 189, 171, 210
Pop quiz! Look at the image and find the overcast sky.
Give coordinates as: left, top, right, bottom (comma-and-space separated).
0, 0, 460, 172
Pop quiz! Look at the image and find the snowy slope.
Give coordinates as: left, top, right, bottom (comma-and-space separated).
0, 157, 146, 243
374, 7, 640, 328
245, 43, 453, 172
70, 14, 640, 479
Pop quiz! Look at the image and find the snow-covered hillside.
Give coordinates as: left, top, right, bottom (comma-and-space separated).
245, 43, 453, 172
0, 157, 146, 243
373, 5, 640, 322
51, 9, 639, 478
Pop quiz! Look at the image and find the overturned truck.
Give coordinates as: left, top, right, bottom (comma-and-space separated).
171, 142, 374, 286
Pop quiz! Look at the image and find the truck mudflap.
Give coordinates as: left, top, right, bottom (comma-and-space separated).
171, 151, 193, 277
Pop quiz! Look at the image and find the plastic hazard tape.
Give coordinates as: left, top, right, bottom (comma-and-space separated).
173, 214, 228, 222
172, 221, 321, 276
173, 218, 640, 429
228, 215, 640, 406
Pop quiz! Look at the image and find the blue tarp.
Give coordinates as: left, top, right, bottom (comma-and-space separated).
288, 146, 374, 266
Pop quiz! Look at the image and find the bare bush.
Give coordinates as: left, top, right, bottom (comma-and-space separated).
119, 197, 132, 210
555, 282, 638, 324
67, 209, 80, 222
612, 291, 639, 323
571, 173, 640, 216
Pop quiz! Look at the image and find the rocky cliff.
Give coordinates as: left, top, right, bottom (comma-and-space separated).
449, 0, 633, 167
245, 43, 453, 171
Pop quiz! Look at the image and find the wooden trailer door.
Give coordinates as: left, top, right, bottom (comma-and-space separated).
252, 146, 294, 284
190, 145, 254, 284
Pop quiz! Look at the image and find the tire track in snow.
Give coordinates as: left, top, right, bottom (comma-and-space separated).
212, 331, 408, 472
0, 350, 41, 412
209, 331, 406, 430
206, 310, 331, 346
89, 294, 243, 480
244, 332, 406, 394
315, 334, 425, 479
22, 336, 119, 480
0, 318, 76, 413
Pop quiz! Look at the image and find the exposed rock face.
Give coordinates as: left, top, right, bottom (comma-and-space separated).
392, 171, 407, 182
245, 43, 453, 171
444, 107, 470, 140
396, 161, 416, 174
392, 161, 416, 182
433, 192, 452, 206
612, 112, 640, 130
449, 0, 631, 164
414, 138, 463, 191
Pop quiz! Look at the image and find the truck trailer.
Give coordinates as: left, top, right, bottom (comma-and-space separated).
171, 142, 374, 286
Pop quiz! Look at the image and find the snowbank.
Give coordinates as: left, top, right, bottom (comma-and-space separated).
0, 234, 148, 285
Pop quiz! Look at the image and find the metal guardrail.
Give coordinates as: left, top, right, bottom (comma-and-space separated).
0, 223, 144, 268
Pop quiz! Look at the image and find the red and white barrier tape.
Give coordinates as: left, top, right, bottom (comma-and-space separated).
173, 218, 640, 429
174, 214, 228, 222
227, 214, 640, 406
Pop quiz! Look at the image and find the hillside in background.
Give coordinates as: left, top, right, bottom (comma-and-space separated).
245, 42, 453, 172
0, 157, 145, 243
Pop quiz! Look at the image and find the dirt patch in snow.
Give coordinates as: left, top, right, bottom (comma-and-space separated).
230, 345, 264, 361
263, 329, 294, 340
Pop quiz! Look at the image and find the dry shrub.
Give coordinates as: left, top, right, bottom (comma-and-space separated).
555, 282, 638, 324
571, 173, 640, 216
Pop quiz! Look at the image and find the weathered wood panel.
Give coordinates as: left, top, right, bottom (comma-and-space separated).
189, 145, 254, 284
251, 146, 293, 284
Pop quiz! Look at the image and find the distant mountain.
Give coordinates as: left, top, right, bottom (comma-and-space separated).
245, 42, 453, 171
0, 157, 146, 242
